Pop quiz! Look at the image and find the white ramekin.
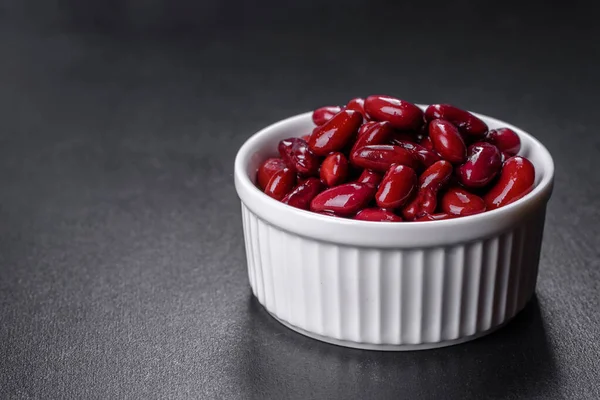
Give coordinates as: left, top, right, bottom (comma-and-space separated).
234, 107, 554, 351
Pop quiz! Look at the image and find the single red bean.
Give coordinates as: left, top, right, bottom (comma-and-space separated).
281, 178, 323, 210
441, 186, 486, 216
264, 168, 296, 200
419, 160, 453, 190
257, 158, 287, 190
420, 135, 434, 151
357, 169, 383, 187
425, 104, 488, 137
350, 144, 419, 172
456, 142, 502, 188
376, 165, 417, 208
355, 208, 403, 222
308, 109, 363, 156
364, 95, 424, 130
351, 121, 394, 155
429, 119, 467, 164
401, 160, 453, 220
312, 106, 342, 126
485, 128, 521, 155
320, 152, 349, 187
414, 213, 455, 222
310, 182, 376, 215
278, 137, 320, 177
484, 156, 535, 210
278, 137, 298, 164
391, 139, 441, 168
346, 97, 365, 117
401, 189, 437, 220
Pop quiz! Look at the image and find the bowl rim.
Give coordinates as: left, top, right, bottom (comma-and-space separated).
234, 106, 555, 248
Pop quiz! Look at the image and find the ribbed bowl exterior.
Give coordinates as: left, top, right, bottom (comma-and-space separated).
241, 202, 546, 347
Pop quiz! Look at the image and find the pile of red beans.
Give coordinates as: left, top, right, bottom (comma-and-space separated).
255, 95, 535, 222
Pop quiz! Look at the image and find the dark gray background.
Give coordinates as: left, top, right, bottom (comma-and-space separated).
1, 1, 599, 399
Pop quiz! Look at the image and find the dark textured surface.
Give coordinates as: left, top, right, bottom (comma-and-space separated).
1, 1, 600, 399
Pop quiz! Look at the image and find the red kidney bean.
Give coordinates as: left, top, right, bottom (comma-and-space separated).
401, 189, 437, 220
357, 169, 383, 187
264, 168, 296, 200
364, 95, 423, 130
281, 177, 323, 210
346, 97, 365, 117
375, 165, 417, 208
278, 137, 320, 177
420, 135, 434, 151
350, 144, 419, 172
401, 160, 453, 220
391, 139, 441, 168
456, 142, 502, 188
320, 152, 349, 187
485, 128, 521, 155
351, 121, 394, 155
257, 157, 287, 190
484, 156, 535, 210
441, 186, 486, 216
312, 106, 342, 126
419, 160, 454, 191
425, 104, 488, 137
308, 109, 363, 156
429, 119, 467, 164
310, 182, 376, 215
354, 208, 403, 222
414, 213, 455, 222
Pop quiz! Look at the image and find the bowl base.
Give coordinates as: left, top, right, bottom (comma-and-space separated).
267, 310, 512, 351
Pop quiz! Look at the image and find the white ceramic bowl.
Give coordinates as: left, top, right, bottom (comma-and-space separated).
234, 107, 554, 351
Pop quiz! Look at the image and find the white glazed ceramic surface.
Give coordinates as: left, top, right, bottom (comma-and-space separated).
234, 107, 554, 350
